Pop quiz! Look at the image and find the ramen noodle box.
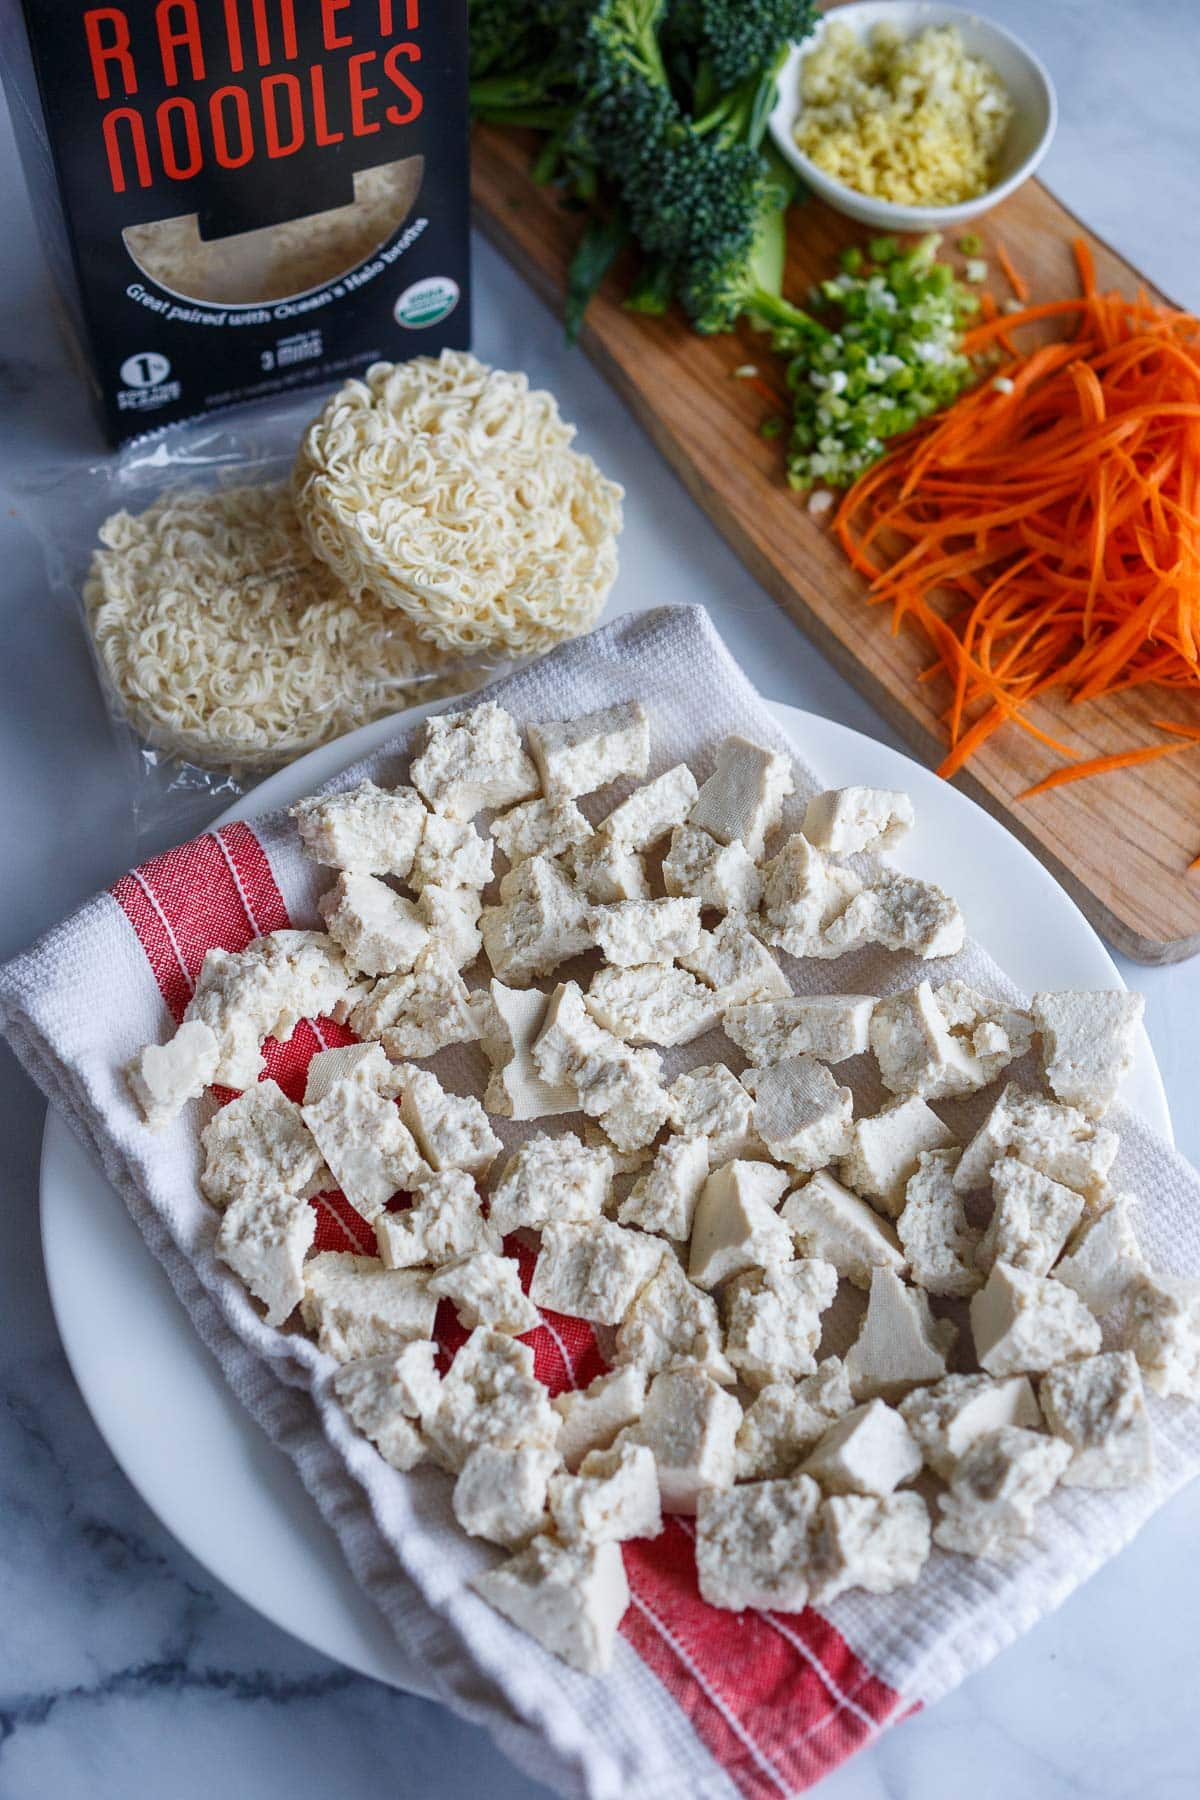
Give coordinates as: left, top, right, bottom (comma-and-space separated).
1, 0, 470, 445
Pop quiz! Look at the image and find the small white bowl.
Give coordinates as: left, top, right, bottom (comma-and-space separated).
768, 2, 1057, 234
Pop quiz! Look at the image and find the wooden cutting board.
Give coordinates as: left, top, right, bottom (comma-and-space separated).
470, 122, 1200, 966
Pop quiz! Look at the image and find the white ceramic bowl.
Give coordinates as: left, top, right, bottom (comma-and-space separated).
768, 2, 1057, 233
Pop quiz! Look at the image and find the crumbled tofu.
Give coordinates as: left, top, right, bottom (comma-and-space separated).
410, 702, 539, 820
896, 1149, 982, 1297
680, 913, 790, 1004
415, 884, 483, 972
304, 1043, 397, 1106
481, 855, 594, 986
590, 898, 702, 967
301, 1047, 427, 1218
428, 1251, 540, 1335
628, 1365, 742, 1514
582, 1121, 654, 1175
843, 1267, 956, 1400
725, 994, 874, 1066
688, 1160, 792, 1289
662, 823, 763, 914
128, 1019, 219, 1129
934, 979, 1034, 1080
240, 929, 361, 1044
471, 1535, 629, 1676
424, 1328, 560, 1472
781, 1170, 905, 1288
599, 763, 699, 850
1130, 1274, 1200, 1400
802, 786, 915, 856
453, 1443, 559, 1546
1053, 1191, 1146, 1315
723, 1258, 838, 1388
477, 982, 577, 1121
619, 1135, 709, 1239
689, 734, 795, 858
1040, 1352, 1154, 1488
550, 1441, 662, 1546
490, 796, 593, 867
899, 1372, 1042, 1479
757, 834, 862, 959
735, 1359, 856, 1479
318, 873, 429, 977
586, 964, 722, 1047
970, 1262, 1102, 1377
348, 942, 480, 1061
528, 700, 650, 800
291, 780, 426, 878
742, 1056, 853, 1172
533, 983, 670, 1151
1031, 990, 1144, 1117
825, 870, 964, 961
614, 1255, 733, 1384
331, 1352, 435, 1473
934, 1426, 1071, 1557
566, 834, 650, 903
409, 813, 494, 894
377, 1170, 501, 1270
181, 947, 283, 1088
810, 1492, 930, 1603
870, 979, 1030, 1100
300, 1253, 436, 1361
553, 1366, 647, 1472
490, 1132, 612, 1234
954, 1083, 1118, 1199
530, 1220, 665, 1325
976, 1157, 1085, 1277
396, 1065, 502, 1177
694, 1475, 821, 1611
214, 1184, 316, 1327
201, 1079, 326, 1210
841, 1095, 956, 1217
667, 1063, 759, 1165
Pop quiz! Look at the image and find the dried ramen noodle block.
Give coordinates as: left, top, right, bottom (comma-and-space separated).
292, 351, 624, 656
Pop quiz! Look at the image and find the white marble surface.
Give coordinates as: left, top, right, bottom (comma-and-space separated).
2, 3, 1199, 1794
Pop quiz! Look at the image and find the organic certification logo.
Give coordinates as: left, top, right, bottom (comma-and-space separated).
394, 277, 460, 329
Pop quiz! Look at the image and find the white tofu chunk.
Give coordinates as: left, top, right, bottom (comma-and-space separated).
954, 1083, 1118, 1200
396, 1065, 502, 1177
735, 1359, 856, 1480
229, 929, 361, 1047
843, 1267, 956, 1400
214, 1184, 316, 1327
490, 796, 593, 867
300, 1254, 436, 1361
1039, 1352, 1154, 1488
725, 994, 874, 1067
825, 870, 964, 961
896, 1149, 982, 1297
318, 873, 429, 978
628, 1366, 742, 1514
348, 942, 480, 1061
723, 1259, 838, 1388
476, 981, 576, 1121
409, 813, 493, 894
667, 1063, 758, 1165
680, 913, 790, 1004
810, 1492, 929, 1603
689, 734, 795, 858
530, 1220, 665, 1325
976, 1157, 1085, 1277
201, 1078, 326, 1210
688, 1160, 792, 1289
549, 1441, 662, 1546
742, 1056, 853, 1172
757, 834, 862, 960
331, 1352, 435, 1473
586, 964, 723, 1047
528, 700, 650, 800
618, 1135, 709, 1240
695, 1475, 821, 1612
490, 1131, 612, 1234
376, 1169, 500, 1270
590, 897, 702, 967
1031, 990, 1144, 1117
533, 983, 670, 1152
410, 702, 538, 820
128, 1019, 219, 1130
971, 1262, 1102, 1376
871, 979, 1031, 1099
802, 786, 915, 856
1130, 1274, 1200, 1400
582, 1122, 654, 1176
291, 780, 426, 878
614, 1255, 733, 1384
482, 855, 595, 986
1052, 1192, 1146, 1315
424, 1328, 560, 1472
933, 979, 1034, 1080
304, 1043, 396, 1106
554, 1366, 647, 1472
415, 884, 483, 972
179, 949, 280, 1090
934, 1425, 1071, 1557
566, 834, 650, 903
301, 1047, 427, 1219
662, 823, 762, 915
899, 1372, 1042, 1479
427, 1251, 540, 1335
471, 1535, 629, 1676
599, 763, 699, 850
781, 1170, 905, 1289
453, 1443, 559, 1547
841, 1095, 956, 1218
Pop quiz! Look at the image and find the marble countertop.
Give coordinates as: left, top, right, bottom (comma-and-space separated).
2, 4, 1199, 1795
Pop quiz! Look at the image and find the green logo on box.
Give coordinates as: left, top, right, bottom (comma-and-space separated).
394, 277, 460, 329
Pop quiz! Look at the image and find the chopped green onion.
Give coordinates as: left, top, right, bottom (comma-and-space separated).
760, 414, 784, 439
958, 232, 983, 256
965, 258, 988, 284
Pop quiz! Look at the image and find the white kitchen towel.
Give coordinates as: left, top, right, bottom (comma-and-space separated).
3, 603, 1199, 1800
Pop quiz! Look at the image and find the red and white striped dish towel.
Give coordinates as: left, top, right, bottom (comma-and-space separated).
3, 605, 1200, 1800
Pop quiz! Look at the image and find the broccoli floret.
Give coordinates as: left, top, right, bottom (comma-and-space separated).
676, 161, 821, 339
670, 0, 819, 91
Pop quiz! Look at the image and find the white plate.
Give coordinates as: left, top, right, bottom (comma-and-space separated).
40, 700, 1171, 1689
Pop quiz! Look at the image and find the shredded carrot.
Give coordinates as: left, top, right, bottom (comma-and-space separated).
994, 240, 1030, 303
1151, 717, 1200, 741
1017, 739, 1197, 800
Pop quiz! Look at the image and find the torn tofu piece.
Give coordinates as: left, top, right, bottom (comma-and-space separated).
724, 994, 874, 1067
415, 884, 483, 972
689, 734, 794, 858
971, 1262, 1102, 1376
896, 1149, 982, 1297
490, 796, 593, 868
590, 897, 702, 967
300, 1253, 436, 1361
376, 1169, 500, 1270
666, 1063, 758, 1165
742, 1056, 853, 1172
614, 1255, 733, 1384
530, 1220, 665, 1325
291, 780, 426, 879
201, 1078, 326, 1211
680, 912, 790, 1004
331, 1352, 435, 1475
802, 1399, 922, 1496
802, 786, 915, 857
735, 1359, 856, 1480
318, 874, 429, 978
533, 982, 671, 1152
627, 1365, 742, 1514
1052, 1192, 1146, 1315
975, 1157, 1085, 1278
871, 979, 1031, 1099
954, 1083, 1118, 1199
586, 964, 722, 1047
757, 834, 862, 960
528, 700, 650, 800
843, 1267, 956, 1400
452, 1443, 559, 1547
618, 1135, 709, 1240
410, 702, 538, 820
723, 1258, 838, 1388
481, 855, 594, 986
899, 1372, 1042, 1480
476, 982, 576, 1122
489, 1131, 612, 1235
553, 1366, 647, 1472
598, 763, 699, 850
841, 1095, 956, 1218
471, 1535, 629, 1676
781, 1171, 905, 1289
303, 1043, 397, 1105
566, 834, 650, 903
1039, 1352, 1153, 1488
1129, 1274, 1200, 1400
301, 1046, 427, 1218
582, 1123, 654, 1176
549, 1441, 663, 1546
1031, 990, 1144, 1118
127, 1019, 219, 1130
348, 942, 480, 1061
810, 1492, 930, 1603
428, 1250, 539, 1335
662, 823, 762, 915
934, 1426, 1071, 1557
214, 1184, 316, 1327
688, 1160, 792, 1289
695, 1475, 821, 1612
825, 870, 965, 961
424, 1328, 560, 1471
396, 1065, 502, 1177
181, 947, 289, 1089
409, 813, 493, 894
